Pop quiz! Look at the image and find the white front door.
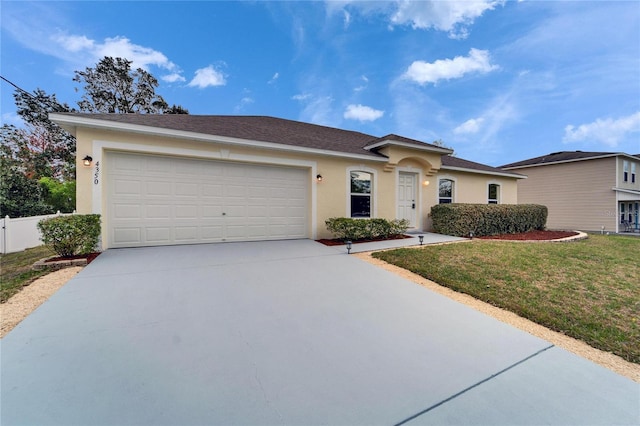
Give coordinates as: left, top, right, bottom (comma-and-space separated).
398, 172, 418, 228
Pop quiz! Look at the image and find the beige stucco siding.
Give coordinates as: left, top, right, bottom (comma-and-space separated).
436, 171, 518, 205
515, 157, 617, 231
76, 128, 401, 241
74, 127, 522, 245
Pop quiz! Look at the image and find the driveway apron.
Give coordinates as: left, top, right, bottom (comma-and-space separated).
1, 240, 638, 425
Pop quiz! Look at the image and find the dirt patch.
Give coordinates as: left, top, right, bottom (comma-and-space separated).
477, 230, 579, 241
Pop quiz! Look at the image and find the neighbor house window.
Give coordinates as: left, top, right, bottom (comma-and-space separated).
350, 171, 372, 217
439, 179, 454, 204
620, 203, 625, 223
623, 160, 629, 182
632, 162, 636, 184
488, 184, 500, 204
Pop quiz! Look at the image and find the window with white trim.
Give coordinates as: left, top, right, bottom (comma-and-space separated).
439, 179, 454, 204
488, 183, 500, 204
350, 171, 372, 217
623, 160, 629, 182
632, 162, 636, 184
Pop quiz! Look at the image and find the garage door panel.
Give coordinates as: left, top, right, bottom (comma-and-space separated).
112, 155, 143, 173
202, 183, 223, 197
174, 160, 201, 176
146, 181, 171, 197
175, 182, 199, 197
287, 206, 306, 217
202, 163, 225, 177
202, 205, 223, 218
107, 152, 308, 248
113, 204, 141, 219
201, 226, 224, 240
146, 205, 171, 219
113, 228, 141, 245
145, 227, 171, 243
175, 205, 198, 219
114, 179, 141, 196
175, 227, 199, 242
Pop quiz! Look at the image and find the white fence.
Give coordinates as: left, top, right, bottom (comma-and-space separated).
1, 212, 75, 254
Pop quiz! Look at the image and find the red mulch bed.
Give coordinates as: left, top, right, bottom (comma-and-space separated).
477, 230, 579, 241
317, 235, 412, 246
45, 252, 102, 264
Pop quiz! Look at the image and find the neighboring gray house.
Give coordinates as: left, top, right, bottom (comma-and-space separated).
501, 151, 640, 233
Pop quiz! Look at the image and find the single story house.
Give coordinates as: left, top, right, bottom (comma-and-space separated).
51, 113, 525, 249
501, 151, 640, 233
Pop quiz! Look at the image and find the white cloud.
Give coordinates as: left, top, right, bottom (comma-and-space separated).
563, 112, 640, 147
354, 75, 369, 92
390, 0, 503, 39
343, 10, 351, 28
332, 1, 503, 39
53, 34, 94, 52
47, 32, 188, 83
403, 48, 498, 85
454, 117, 485, 135
344, 104, 384, 121
188, 65, 226, 88
292, 93, 312, 101
51, 34, 180, 73
292, 93, 335, 126
162, 73, 186, 83
96, 36, 177, 71
268, 72, 280, 84
235, 97, 254, 112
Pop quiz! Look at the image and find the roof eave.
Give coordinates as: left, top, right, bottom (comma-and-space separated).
613, 187, 640, 195
49, 113, 388, 162
441, 165, 526, 179
363, 139, 453, 155
501, 153, 631, 170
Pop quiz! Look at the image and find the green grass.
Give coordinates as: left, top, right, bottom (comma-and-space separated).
373, 235, 640, 364
1, 245, 55, 303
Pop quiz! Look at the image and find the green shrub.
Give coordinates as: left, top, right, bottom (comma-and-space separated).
325, 217, 409, 241
430, 204, 547, 237
37, 214, 101, 257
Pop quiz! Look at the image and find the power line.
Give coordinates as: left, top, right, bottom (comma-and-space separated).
0, 75, 69, 113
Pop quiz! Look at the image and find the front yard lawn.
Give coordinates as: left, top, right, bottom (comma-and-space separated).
373, 235, 640, 364
1, 245, 55, 303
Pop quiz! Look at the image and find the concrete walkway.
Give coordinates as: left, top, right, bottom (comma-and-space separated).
1, 240, 638, 425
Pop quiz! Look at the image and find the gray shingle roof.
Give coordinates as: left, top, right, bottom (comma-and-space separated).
54, 113, 386, 158
442, 155, 525, 177
365, 134, 448, 151
500, 151, 618, 169
53, 113, 521, 177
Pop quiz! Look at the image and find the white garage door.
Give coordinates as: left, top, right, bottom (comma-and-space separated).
106, 152, 308, 248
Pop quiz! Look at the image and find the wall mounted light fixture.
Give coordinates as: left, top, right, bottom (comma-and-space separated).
316, 174, 323, 182
423, 179, 430, 186
82, 155, 93, 167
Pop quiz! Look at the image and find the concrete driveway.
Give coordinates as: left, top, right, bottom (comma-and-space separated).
1, 240, 638, 425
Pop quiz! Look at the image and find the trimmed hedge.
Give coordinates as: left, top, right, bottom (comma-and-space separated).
430, 204, 547, 237
37, 214, 101, 257
325, 217, 409, 241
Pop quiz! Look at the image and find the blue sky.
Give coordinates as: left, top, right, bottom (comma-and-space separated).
2, 1, 639, 166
